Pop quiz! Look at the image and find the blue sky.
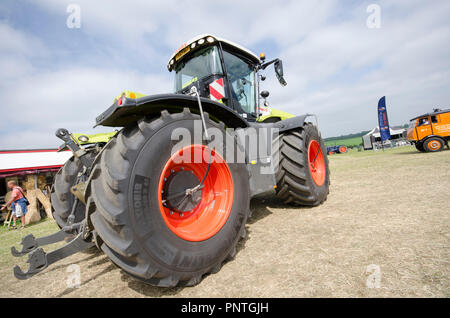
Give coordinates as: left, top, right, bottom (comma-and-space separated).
0, 0, 449, 149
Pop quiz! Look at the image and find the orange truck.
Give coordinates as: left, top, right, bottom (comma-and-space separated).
407, 108, 450, 152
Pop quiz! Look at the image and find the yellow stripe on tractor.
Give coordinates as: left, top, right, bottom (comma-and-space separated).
114, 90, 148, 103
257, 107, 295, 122
182, 77, 198, 89
72, 131, 117, 145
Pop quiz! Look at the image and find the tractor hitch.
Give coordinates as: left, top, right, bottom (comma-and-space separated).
10, 129, 98, 279
13, 227, 94, 280
11, 230, 71, 257
10, 221, 84, 257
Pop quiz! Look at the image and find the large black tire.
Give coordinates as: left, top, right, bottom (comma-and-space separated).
51, 152, 96, 228
423, 137, 444, 152
274, 123, 330, 206
415, 142, 426, 152
86, 109, 250, 287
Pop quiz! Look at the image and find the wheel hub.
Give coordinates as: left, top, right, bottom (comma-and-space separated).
162, 169, 202, 213
429, 141, 440, 150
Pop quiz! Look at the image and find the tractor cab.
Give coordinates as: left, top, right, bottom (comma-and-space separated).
407, 108, 450, 152
168, 34, 287, 121
408, 112, 441, 141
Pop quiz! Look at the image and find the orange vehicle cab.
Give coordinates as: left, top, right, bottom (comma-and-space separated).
407, 109, 450, 152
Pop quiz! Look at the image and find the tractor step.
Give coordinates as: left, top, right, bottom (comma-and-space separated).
13, 231, 93, 280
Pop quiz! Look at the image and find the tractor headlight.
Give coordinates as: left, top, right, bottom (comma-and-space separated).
78, 135, 89, 142
198, 38, 205, 45
206, 36, 215, 43
191, 42, 196, 49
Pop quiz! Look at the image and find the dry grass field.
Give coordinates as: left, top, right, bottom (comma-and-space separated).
0, 146, 449, 297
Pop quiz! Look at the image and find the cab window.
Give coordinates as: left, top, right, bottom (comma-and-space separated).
418, 118, 429, 126
222, 50, 256, 115
431, 115, 438, 123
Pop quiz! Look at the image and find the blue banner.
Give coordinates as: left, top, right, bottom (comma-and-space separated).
377, 96, 390, 142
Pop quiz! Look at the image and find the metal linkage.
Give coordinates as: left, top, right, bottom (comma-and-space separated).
160, 86, 215, 216
11, 194, 84, 257
11, 230, 73, 257
55, 128, 92, 168
189, 86, 213, 191
13, 228, 94, 280
190, 86, 210, 142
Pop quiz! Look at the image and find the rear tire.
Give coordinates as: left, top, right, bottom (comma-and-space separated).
423, 138, 444, 152
87, 109, 250, 287
51, 152, 96, 228
274, 123, 330, 206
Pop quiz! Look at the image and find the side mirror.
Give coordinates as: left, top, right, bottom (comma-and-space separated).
260, 90, 270, 98
274, 60, 287, 86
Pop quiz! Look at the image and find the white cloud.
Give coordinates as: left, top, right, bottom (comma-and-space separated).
0, 23, 47, 57
263, 0, 450, 136
0, 67, 171, 148
0, 22, 48, 81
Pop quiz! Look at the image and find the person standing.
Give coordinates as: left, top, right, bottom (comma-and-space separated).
1, 181, 28, 229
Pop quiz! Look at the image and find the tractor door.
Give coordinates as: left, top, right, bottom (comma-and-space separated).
431, 114, 450, 137
416, 116, 433, 140
221, 50, 258, 120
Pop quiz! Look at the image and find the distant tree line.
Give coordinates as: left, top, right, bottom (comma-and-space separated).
324, 130, 370, 142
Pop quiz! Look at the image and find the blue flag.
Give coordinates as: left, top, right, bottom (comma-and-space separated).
377, 96, 390, 142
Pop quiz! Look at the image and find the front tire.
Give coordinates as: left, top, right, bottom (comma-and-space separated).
274, 123, 330, 206
87, 109, 250, 287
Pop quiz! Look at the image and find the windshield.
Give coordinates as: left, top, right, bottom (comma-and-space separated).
174, 46, 223, 92
409, 120, 416, 128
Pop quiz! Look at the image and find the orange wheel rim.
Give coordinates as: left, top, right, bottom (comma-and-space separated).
308, 140, 326, 187
339, 146, 347, 153
158, 145, 234, 242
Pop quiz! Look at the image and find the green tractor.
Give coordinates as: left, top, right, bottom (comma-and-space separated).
12, 34, 330, 287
